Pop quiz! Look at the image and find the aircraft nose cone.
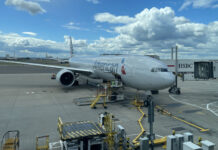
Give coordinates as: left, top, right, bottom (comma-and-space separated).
156, 73, 175, 90
167, 73, 175, 86
161, 73, 175, 89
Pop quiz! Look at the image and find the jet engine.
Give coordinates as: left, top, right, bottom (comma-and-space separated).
56, 69, 75, 87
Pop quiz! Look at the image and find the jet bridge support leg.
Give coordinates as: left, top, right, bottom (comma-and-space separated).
169, 45, 181, 95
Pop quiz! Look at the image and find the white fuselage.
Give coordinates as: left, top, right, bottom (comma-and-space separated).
69, 55, 175, 90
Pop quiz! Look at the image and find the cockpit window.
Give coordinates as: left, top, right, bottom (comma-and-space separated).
151, 68, 168, 72
161, 68, 168, 72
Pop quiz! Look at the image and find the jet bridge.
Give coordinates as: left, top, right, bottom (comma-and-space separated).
194, 61, 214, 79
162, 59, 218, 80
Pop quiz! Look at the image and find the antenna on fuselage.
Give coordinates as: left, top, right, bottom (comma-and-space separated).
69, 36, 74, 57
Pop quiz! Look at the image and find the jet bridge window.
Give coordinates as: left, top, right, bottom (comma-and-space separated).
151, 68, 168, 72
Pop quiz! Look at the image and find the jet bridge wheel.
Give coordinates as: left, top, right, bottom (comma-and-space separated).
168, 86, 181, 95
144, 95, 152, 107
176, 89, 181, 94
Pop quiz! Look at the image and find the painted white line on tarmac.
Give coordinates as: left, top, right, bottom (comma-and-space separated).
169, 95, 218, 117
207, 102, 218, 117
169, 95, 207, 110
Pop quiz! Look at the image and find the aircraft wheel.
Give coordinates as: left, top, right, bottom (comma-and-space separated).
73, 80, 79, 86
103, 80, 108, 83
144, 95, 152, 107
176, 89, 181, 95
144, 100, 149, 107
147, 95, 152, 101
168, 87, 173, 93
151, 90, 159, 94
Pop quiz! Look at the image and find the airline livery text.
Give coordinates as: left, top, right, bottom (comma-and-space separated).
93, 61, 118, 73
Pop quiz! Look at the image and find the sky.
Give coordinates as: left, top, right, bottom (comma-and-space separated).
0, 0, 218, 59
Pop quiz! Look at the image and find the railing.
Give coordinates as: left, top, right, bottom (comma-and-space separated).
1, 130, 19, 150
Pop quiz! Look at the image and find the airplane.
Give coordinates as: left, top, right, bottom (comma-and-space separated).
0, 37, 175, 102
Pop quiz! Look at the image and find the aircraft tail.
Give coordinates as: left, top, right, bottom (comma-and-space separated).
69, 36, 74, 57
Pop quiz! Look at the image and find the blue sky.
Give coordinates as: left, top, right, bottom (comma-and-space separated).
0, 0, 218, 58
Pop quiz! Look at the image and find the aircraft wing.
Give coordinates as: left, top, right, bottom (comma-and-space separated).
0, 60, 93, 75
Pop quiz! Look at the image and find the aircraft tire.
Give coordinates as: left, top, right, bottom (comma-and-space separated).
151, 90, 159, 94
73, 80, 79, 86
144, 95, 152, 107
168, 88, 173, 93
176, 89, 181, 95
103, 80, 108, 83
144, 100, 149, 107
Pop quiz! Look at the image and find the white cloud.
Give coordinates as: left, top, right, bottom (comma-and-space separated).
93, 7, 218, 58
69, 22, 74, 25
179, 0, 218, 11
20, 49, 33, 54
33, 0, 50, 2
5, 0, 46, 14
1, 7, 218, 59
62, 22, 89, 31
114, 7, 178, 41
95, 12, 135, 24
213, 4, 218, 8
63, 22, 81, 30
22, 32, 37, 36
0, 32, 90, 58
87, 0, 99, 4
63, 35, 87, 48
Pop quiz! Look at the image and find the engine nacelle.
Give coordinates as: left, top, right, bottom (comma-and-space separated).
56, 69, 75, 87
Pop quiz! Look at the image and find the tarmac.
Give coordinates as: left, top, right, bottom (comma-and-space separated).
0, 64, 217, 149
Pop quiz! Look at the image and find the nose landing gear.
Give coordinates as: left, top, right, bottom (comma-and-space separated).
143, 91, 153, 107
144, 95, 152, 107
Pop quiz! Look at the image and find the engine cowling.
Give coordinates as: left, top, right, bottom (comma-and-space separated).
56, 69, 75, 87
